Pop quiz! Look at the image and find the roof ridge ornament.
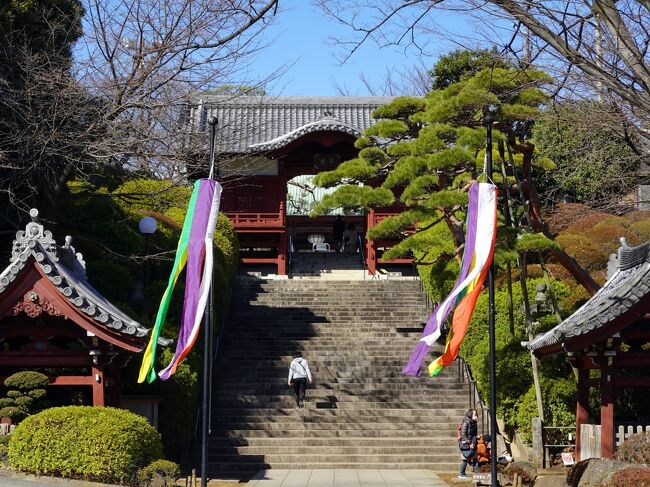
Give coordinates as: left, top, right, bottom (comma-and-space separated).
12, 209, 58, 261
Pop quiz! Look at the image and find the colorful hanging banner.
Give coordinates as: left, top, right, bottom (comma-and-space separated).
138, 179, 222, 383
402, 182, 497, 377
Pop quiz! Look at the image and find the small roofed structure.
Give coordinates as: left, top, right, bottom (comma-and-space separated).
526, 238, 650, 460
0, 209, 153, 407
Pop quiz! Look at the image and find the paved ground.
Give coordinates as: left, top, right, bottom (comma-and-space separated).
245, 470, 450, 487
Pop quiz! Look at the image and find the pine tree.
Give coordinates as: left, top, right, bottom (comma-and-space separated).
311, 61, 599, 293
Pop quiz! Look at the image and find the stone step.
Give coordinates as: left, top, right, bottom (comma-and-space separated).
214, 429, 457, 438
207, 461, 458, 472
216, 376, 464, 384
209, 437, 456, 447
213, 421, 459, 431
210, 453, 460, 464
213, 401, 468, 410
213, 408, 467, 418
212, 416, 462, 425
210, 445, 457, 455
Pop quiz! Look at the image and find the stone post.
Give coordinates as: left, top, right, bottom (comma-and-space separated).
532, 417, 544, 468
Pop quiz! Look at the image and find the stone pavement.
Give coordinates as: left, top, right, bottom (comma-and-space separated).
245, 469, 450, 487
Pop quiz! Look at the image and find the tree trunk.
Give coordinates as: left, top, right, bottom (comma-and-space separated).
505, 134, 600, 295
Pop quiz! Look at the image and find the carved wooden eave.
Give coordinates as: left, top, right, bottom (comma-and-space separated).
0, 210, 149, 352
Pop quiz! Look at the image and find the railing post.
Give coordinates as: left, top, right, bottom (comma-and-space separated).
366, 209, 376, 276
277, 202, 287, 276
532, 417, 544, 468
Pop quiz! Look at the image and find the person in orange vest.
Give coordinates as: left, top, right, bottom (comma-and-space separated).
476, 434, 491, 466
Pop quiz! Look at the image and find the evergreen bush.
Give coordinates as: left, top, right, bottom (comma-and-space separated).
136, 459, 181, 486
4, 371, 48, 390
0, 372, 48, 422
8, 406, 163, 483
0, 435, 9, 463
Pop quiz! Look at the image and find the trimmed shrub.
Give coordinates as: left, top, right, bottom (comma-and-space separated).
583, 223, 641, 255
555, 234, 609, 271
1, 371, 48, 422
630, 220, 650, 242
604, 467, 650, 487
0, 436, 7, 464
137, 459, 181, 487
0, 407, 22, 421
623, 210, 650, 223
4, 371, 48, 390
8, 406, 163, 483
614, 431, 650, 464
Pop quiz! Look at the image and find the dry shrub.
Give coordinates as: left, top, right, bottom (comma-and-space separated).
601, 216, 633, 228
605, 467, 650, 487
623, 210, 650, 223
583, 223, 641, 255
630, 220, 650, 242
526, 264, 544, 279
555, 234, 609, 271
543, 263, 574, 281
614, 431, 650, 464
505, 461, 537, 482
563, 211, 615, 235
545, 203, 607, 235
566, 458, 593, 487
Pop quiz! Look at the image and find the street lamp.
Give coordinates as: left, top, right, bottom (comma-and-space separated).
138, 216, 157, 318
484, 103, 499, 487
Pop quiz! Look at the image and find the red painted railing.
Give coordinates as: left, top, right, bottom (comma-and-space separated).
225, 212, 283, 227
372, 212, 398, 226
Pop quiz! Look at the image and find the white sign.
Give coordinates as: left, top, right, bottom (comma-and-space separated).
561, 452, 575, 466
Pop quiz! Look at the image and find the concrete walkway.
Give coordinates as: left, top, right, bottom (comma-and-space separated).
246, 469, 450, 487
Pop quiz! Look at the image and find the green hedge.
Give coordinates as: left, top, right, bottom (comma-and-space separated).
8, 406, 163, 483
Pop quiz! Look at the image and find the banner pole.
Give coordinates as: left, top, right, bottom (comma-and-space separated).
484, 104, 499, 487
201, 117, 218, 487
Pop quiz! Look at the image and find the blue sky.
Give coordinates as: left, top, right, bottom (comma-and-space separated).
250, 2, 469, 96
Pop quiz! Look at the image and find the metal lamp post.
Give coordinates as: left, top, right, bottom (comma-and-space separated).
483, 104, 499, 487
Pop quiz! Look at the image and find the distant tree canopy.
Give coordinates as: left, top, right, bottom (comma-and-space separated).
429, 48, 511, 90
532, 101, 644, 210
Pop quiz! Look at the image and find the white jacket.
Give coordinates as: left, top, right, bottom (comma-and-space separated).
288, 357, 312, 382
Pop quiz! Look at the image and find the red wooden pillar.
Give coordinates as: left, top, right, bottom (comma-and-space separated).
92, 362, 105, 407
366, 210, 376, 275
575, 367, 589, 461
600, 366, 614, 458
278, 201, 287, 275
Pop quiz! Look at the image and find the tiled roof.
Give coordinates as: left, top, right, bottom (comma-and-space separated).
0, 210, 150, 341
527, 239, 650, 352
186, 96, 395, 153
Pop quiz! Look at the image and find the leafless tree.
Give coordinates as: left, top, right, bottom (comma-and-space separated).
334, 62, 434, 96
317, 0, 650, 155
0, 0, 281, 223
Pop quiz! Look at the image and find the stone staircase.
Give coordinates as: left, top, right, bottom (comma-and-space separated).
208, 278, 469, 475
